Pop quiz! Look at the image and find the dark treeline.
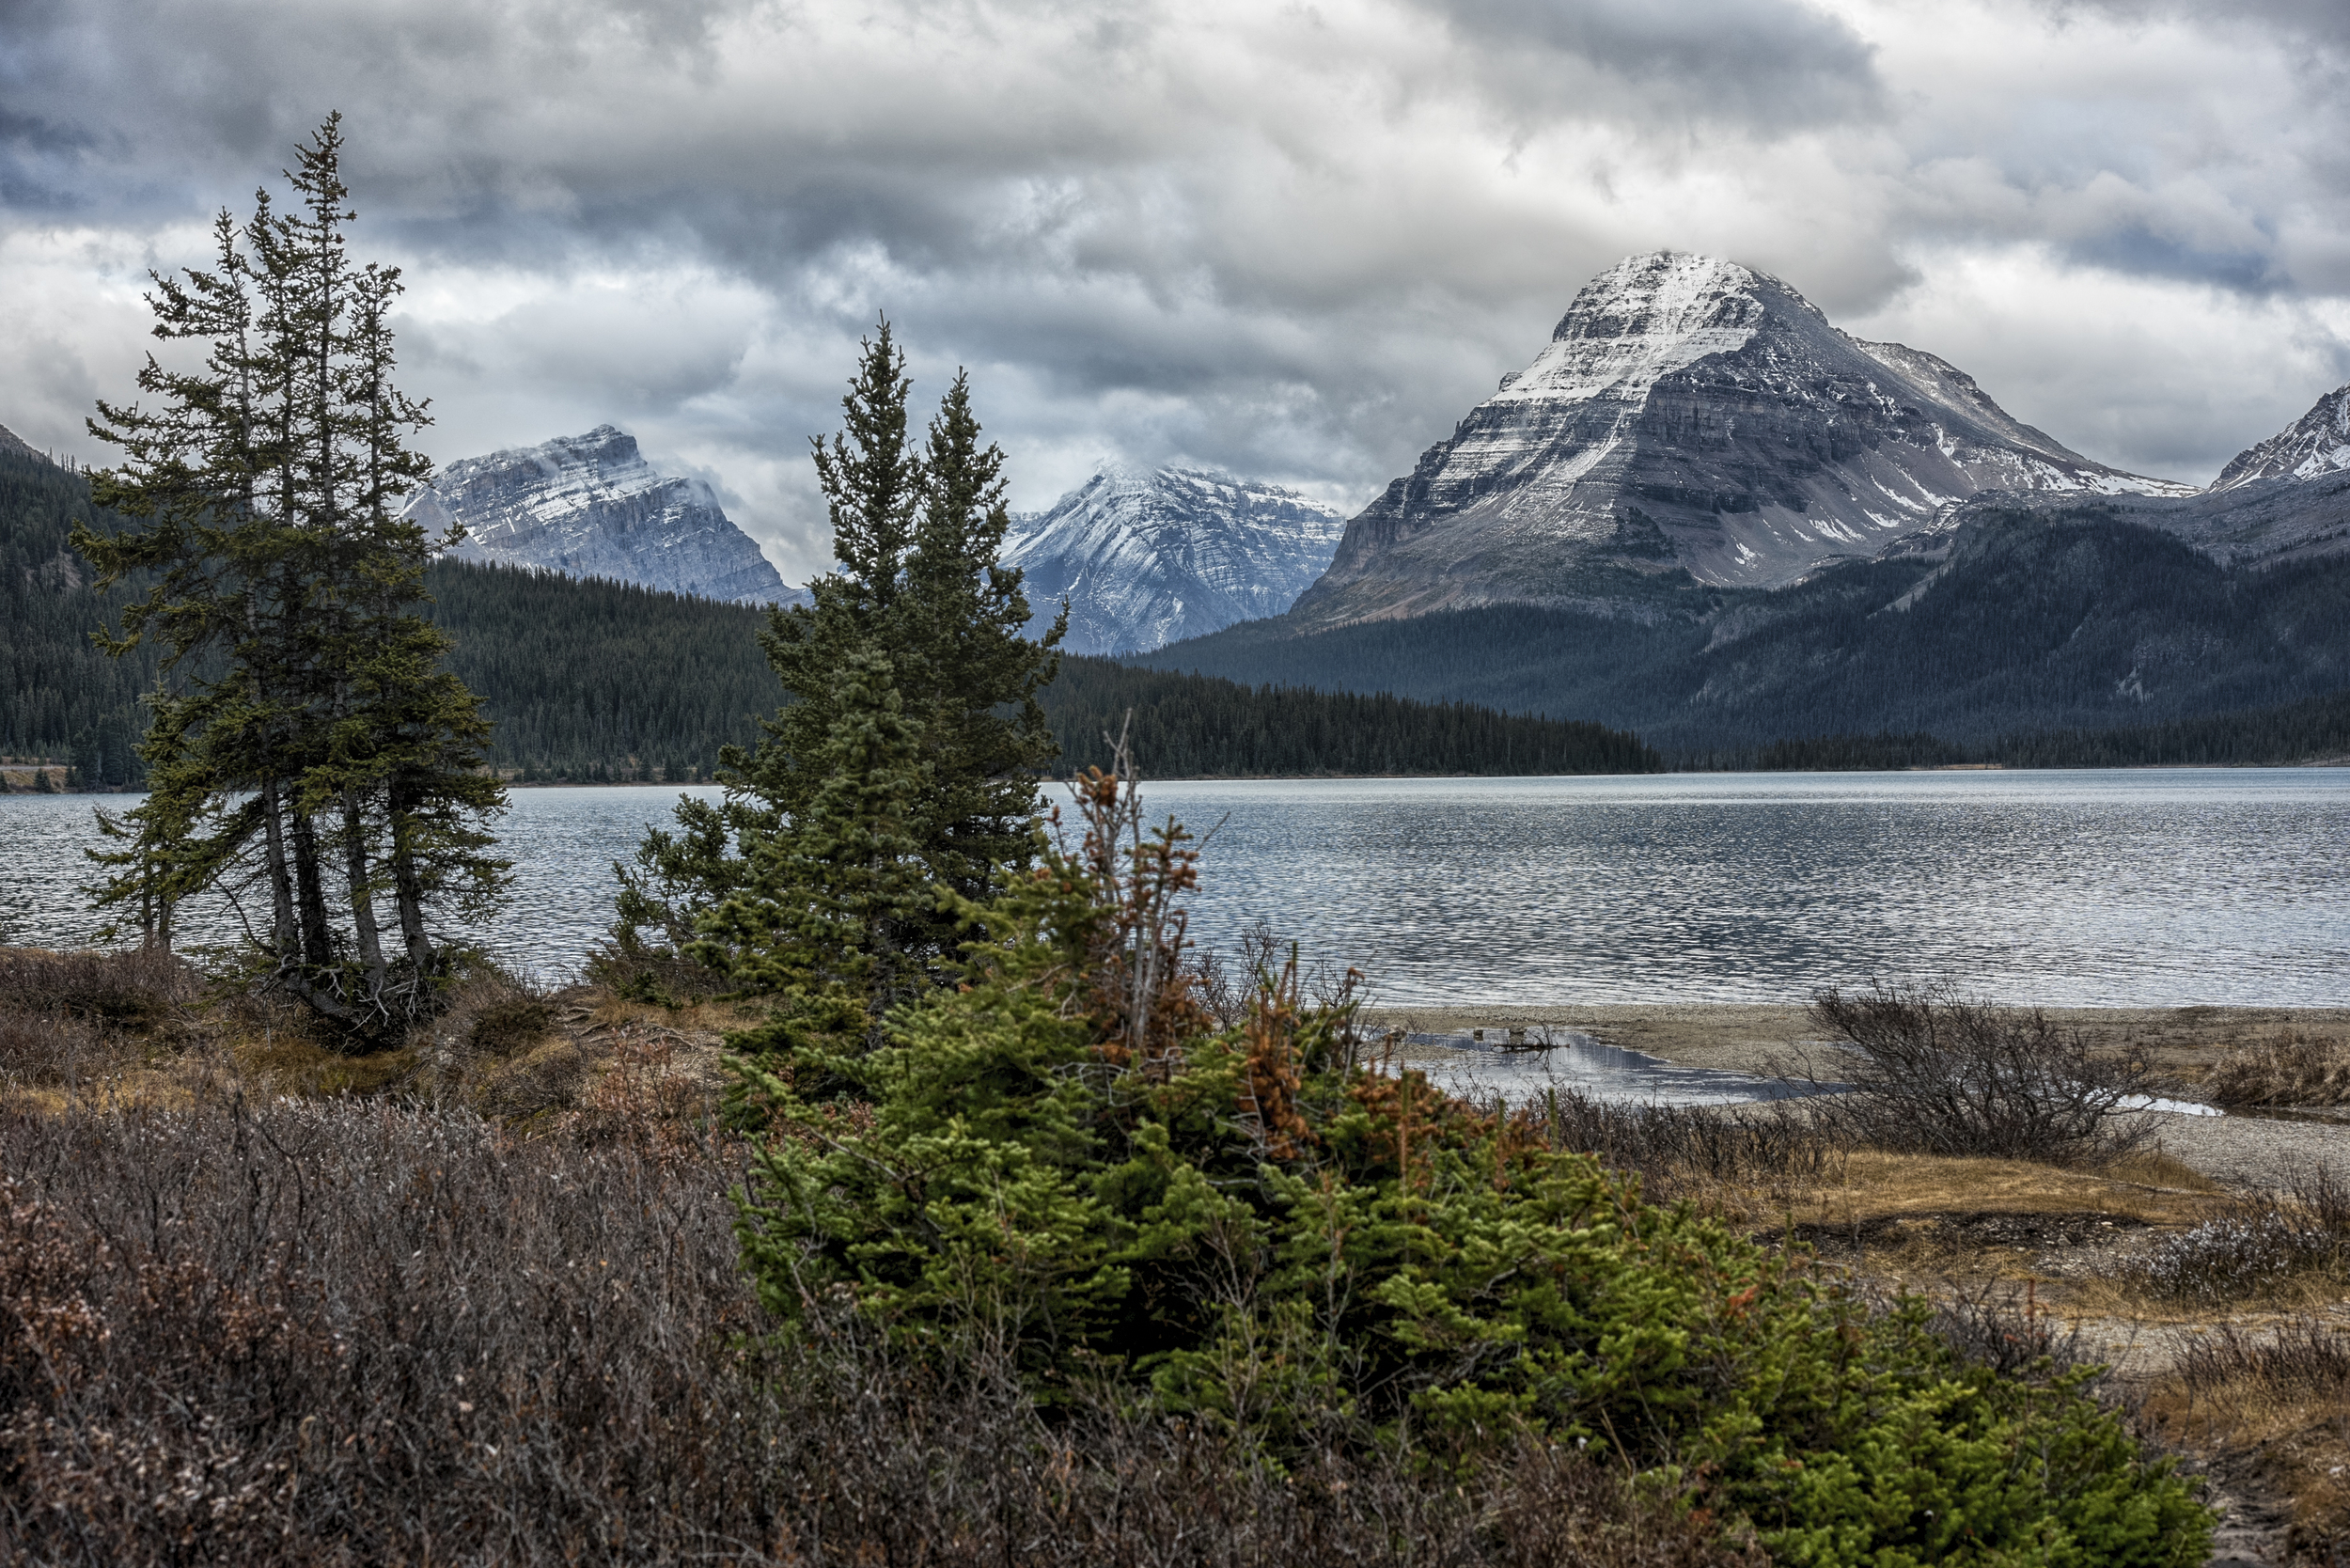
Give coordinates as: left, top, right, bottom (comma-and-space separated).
1685, 688, 2350, 772
1986, 686, 2350, 768
421, 559, 785, 782
1042, 654, 1663, 776
0, 441, 154, 787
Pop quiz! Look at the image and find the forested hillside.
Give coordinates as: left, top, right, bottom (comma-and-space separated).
1044, 656, 1659, 775
423, 561, 783, 780
3, 439, 1663, 783
0, 440, 155, 787
1140, 507, 2350, 753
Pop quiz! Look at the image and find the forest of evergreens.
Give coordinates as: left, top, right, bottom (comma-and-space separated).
0, 439, 157, 787
423, 559, 785, 781
1043, 655, 1661, 775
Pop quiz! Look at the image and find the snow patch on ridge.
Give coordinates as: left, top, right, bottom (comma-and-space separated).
1494, 253, 1765, 408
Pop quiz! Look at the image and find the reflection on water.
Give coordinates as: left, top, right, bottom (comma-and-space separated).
2, 769, 2346, 1006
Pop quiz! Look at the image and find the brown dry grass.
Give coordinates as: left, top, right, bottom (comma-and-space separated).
2204, 1028, 2350, 1108
2140, 1313, 2350, 1554
1781, 1147, 2225, 1228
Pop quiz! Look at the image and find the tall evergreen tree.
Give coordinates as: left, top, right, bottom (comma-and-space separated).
615, 321, 1063, 1010
76, 116, 506, 1037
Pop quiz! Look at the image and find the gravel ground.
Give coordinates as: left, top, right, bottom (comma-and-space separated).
2142, 1109, 2350, 1192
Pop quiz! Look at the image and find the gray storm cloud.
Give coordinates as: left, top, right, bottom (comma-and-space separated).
2, 0, 2347, 582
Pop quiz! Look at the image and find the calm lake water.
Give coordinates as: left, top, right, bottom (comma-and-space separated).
2, 770, 2345, 1008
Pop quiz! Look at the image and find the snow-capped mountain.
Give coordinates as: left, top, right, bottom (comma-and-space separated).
1292, 251, 2190, 628
2082, 382, 2350, 568
2211, 384, 2350, 490
1004, 466, 1347, 654
407, 426, 793, 606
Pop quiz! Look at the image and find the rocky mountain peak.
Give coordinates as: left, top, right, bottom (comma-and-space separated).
1002, 465, 1346, 654
1289, 251, 2189, 628
2210, 384, 2350, 491
1502, 252, 1773, 406
408, 427, 792, 607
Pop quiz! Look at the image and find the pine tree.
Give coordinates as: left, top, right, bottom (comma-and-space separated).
76, 115, 507, 1037
695, 651, 937, 1061
615, 321, 1062, 1003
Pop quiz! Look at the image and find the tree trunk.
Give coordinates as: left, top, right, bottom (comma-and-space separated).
289, 804, 336, 971
260, 779, 298, 966
387, 784, 435, 974
341, 786, 388, 997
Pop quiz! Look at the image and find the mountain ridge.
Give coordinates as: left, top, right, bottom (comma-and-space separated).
1293, 251, 2190, 630
1003, 464, 1346, 653
406, 426, 796, 608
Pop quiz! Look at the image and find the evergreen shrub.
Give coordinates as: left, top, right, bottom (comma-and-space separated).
733, 772, 2212, 1566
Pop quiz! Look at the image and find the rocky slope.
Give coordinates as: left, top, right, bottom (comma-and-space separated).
1292, 252, 2189, 629
2212, 384, 2350, 490
1985, 381, 2350, 571
407, 427, 793, 607
1003, 466, 1346, 653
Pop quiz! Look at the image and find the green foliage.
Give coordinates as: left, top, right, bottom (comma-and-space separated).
71, 115, 506, 1034
421, 557, 785, 778
735, 772, 2212, 1565
695, 651, 938, 1058
616, 323, 1060, 989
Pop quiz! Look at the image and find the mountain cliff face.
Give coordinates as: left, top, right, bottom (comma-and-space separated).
1003, 466, 1346, 654
1997, 381, 2350, 571
407, 427, 792, 607
1292, 252, 2188, 629
2212, 384, 2350, 490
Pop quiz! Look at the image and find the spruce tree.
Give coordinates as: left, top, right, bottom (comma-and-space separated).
77, 115, 507, 1036
615, 321, 1063, 1007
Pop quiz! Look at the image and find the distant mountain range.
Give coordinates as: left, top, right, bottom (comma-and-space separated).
1136, 250, 2350, 753
1002, 466, 1346, 654
404, 433, 1342, 654
405, 426, 798, 607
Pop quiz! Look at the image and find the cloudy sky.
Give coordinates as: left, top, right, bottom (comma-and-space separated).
4, 0, 2347, 581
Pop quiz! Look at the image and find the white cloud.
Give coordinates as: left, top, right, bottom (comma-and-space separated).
2, 0, 2347, 576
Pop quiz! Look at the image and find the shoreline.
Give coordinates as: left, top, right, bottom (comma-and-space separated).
1357, 1002, 2350, 1079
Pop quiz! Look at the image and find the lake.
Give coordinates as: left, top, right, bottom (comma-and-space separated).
2, 769, 2344, 1007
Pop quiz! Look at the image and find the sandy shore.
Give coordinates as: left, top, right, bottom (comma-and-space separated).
1359, 1001, 2350, 1191
1359, 1001, 2350, 1078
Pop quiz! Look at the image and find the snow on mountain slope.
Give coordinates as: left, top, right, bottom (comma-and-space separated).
1292, 252, 2190, 628
1003, 466, 1347, 654
2211, 384, 2350, 490
407, 426, 794, 606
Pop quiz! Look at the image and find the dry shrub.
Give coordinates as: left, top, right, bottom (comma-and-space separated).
1929, 1279, 2108, 1386
0, 945, 196, 1026
0, 1011, 110, 1087
2176, 1314, 2350, 1404
2154, 1313, 2350, 1557
0, 947, 202, 1091
2207, 1030, 2350, 1107
1512, 1084, 1836, 1201
1794, 981, 2157, 1167
0, 1095, 1763, 1567
2123, 1168, 2350, 1306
